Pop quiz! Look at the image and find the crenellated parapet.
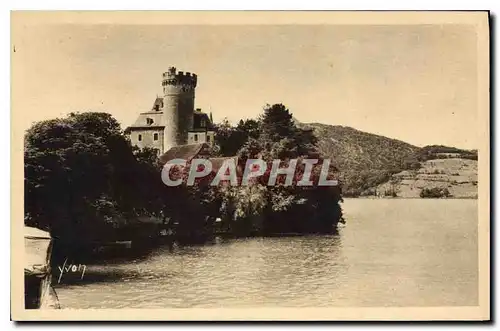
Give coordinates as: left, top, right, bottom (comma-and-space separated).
162, 66, 197, 89
127, 66, 210, 154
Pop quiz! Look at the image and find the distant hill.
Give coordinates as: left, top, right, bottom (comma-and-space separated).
376, 158, 478, 199
299, 122, 478, 198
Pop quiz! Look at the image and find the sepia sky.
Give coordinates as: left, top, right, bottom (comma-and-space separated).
12, 22, 479, 149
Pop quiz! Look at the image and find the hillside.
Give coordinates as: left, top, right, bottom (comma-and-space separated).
376, 158, 478, 198
300, 123, 478, 198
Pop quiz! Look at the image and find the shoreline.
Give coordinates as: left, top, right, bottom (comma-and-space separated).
342, 196, 478, 200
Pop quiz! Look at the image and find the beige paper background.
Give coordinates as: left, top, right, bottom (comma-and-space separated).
10, 10, 490, 321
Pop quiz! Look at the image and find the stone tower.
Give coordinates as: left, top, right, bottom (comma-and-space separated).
126, 67, 214, 155
162, 66, 198, 151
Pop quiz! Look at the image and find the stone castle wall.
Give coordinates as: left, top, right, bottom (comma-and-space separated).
129, 129, 164, 152
162, 67, 197, 151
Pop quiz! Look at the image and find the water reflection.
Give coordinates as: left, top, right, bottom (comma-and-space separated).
55, 199, 478, 308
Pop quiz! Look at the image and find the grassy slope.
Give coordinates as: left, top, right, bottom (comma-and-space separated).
300, 123, 478, 198
376, 158, 478, 198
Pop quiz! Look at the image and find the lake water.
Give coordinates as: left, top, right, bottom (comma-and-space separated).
55, 199, 478, 308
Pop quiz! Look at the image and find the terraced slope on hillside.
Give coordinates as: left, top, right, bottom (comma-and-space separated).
300, 122, 478, 198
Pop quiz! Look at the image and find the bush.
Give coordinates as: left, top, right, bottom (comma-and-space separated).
419, 187, 451, 198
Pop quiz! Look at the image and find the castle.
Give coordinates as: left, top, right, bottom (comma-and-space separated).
125, 67, 215, 154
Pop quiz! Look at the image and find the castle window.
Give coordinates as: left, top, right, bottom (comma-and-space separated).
207, 135, 211, 142
146, 118, 154, 125
154, 133, 158, 141
200, 119, 206, 127
138, 134, 142, 142
194, 134, 198, 142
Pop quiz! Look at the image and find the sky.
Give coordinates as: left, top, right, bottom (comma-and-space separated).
12, 22, 479, 149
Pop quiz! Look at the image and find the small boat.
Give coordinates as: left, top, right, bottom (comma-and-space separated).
24, 226, 60, 309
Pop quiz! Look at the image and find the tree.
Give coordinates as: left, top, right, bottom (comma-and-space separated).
214, 118, 261, 157
24, 112, 164, 243
260, 104, 296, 142
214, 103, 343, 236
213, 119, 238, 157
237, 119, 260, 141
258, 104, 319, 159
25, 115, 114, 235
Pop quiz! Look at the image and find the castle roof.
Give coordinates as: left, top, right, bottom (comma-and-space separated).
159, 143, 210, 165
125, 98, 166, 132
151, 97, 164, 110
209, 156, 240, 174
125, 97, 215, 133
193, 109, 214, 131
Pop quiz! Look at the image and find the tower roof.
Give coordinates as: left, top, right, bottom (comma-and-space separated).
193, 111, 215, 130
125, 98, 166, 132
151, 97, 163, 111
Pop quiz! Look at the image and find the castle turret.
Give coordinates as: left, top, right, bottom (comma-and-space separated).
126, 67, 214, 155
162, 66, 198, 151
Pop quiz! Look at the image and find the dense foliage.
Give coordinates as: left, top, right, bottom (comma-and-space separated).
25, 105, 344, 258
24, 113, 170, 260
26, 113, 138, 234
210, 104, 344, 236
419, 187, 451, 198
